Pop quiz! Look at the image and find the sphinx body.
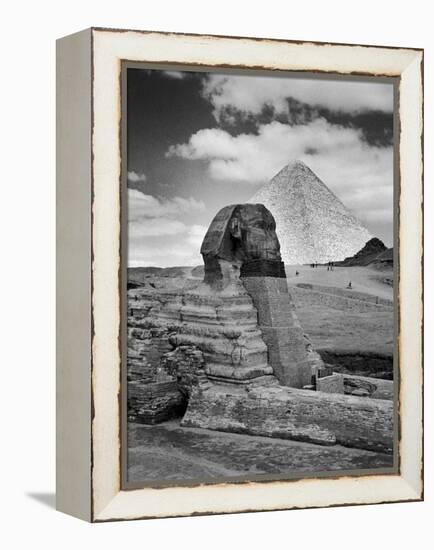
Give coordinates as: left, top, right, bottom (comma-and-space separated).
127, 203, 393, 453
196, 203, 319, 387
129, 204, 319, 393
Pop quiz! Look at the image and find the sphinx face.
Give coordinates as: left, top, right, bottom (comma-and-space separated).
201, 203, 283, 288
231, 204, 281, 262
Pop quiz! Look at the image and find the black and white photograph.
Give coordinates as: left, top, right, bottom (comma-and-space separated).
1, 0, 429, 540
125, 66, 396, 485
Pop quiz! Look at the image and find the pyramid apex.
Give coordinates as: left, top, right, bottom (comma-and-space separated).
287, 159, 307, 167
275, 159, 310, 177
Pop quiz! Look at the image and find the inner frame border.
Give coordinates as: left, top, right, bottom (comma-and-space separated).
119, 60, 401, 491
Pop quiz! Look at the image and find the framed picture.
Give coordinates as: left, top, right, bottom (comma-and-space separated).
56, 27, 423, 522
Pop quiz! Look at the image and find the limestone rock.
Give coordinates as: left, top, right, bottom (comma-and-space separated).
248, 160, 372, 264
128, 380, 186, 424
160, 345, 207, 397
200, 203, 283, 289
126, 199, 390, 451
352, 388, 370, 397
316, 373, 345, 394
128, 203, 324, 391
128, 282, 275, 385
338, 237, 388, 267
182, 384, 393, 453
343, 374, 394, 400
242, 276, 316, 387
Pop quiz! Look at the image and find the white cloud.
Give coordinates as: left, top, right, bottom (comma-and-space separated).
127, 170, 147, 183
163, 70, 187, 79
202, 74, 394, 121
167, 119, 393, 230
128, 189, 205, 222
167, 128, 237, 161
127, 189, 207, 267
128, 241, 203, 268
186, 224, 208, 247
128, 225, 207, 267
129, 218, 187, 238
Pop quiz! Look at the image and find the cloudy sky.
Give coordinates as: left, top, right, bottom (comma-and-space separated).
127, 67, 394, 267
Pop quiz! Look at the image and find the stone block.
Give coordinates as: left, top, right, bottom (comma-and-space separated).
241, 276, 316, 388
342, 374, 394, 400
182, 383, 394, 454
352, 388, 370, 397
316, 373, 344, 394
240, 259, 286, 278
128, 379, 186, 424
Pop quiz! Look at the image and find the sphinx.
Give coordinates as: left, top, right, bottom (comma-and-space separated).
201, 203, 286, 289
127, 203, 393, 453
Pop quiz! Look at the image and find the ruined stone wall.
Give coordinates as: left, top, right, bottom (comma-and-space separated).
182, 384, 394, 453
126, 283, 273, 422
128, 325, 173, 384
342, 374, 394, 400
127, 289, 186, 423
290, 285, 393, 313
295, 283, 393, 307
128, 379, 186, 424
160, 345, 207, 397
128, 285, 394, 451
128, 302, 209, 423
319, 350, 393, 380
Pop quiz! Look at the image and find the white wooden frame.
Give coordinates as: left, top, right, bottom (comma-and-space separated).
56, 27, 423, 522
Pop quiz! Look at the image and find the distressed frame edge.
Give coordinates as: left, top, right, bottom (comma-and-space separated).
396, 51, 424, 498
91, 25, 424, 54
56, 28, 93, 522
90, 28, 424, 522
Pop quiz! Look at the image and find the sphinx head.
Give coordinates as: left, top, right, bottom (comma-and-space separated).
200, 204, 285, 288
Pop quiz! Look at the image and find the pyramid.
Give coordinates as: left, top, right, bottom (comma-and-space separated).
248, 160, 372, 265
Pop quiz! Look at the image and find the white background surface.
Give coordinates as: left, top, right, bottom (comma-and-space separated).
1, 1, 432, 548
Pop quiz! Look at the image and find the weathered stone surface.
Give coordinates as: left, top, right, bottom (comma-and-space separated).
128, 379, 186, 424
318, 350, 393, 379
337, 237, 387, 267
316, 373, 344, 394
182, 384, 393, 454
201, 204, 282, 289
128, 421, 394, 483
241, 276, 321, 387
352, 389, 370, 397
127, 204, 324, 390
240, 259, 286, 278
176, 285, 274, 383
126, 200, 391, 451
160, 345, 207, 397
342, 374, 393, 400
128, 282, 275, 388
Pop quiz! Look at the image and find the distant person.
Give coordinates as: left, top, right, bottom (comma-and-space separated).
347, 281, 352, 289
295, 270, 299, 276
